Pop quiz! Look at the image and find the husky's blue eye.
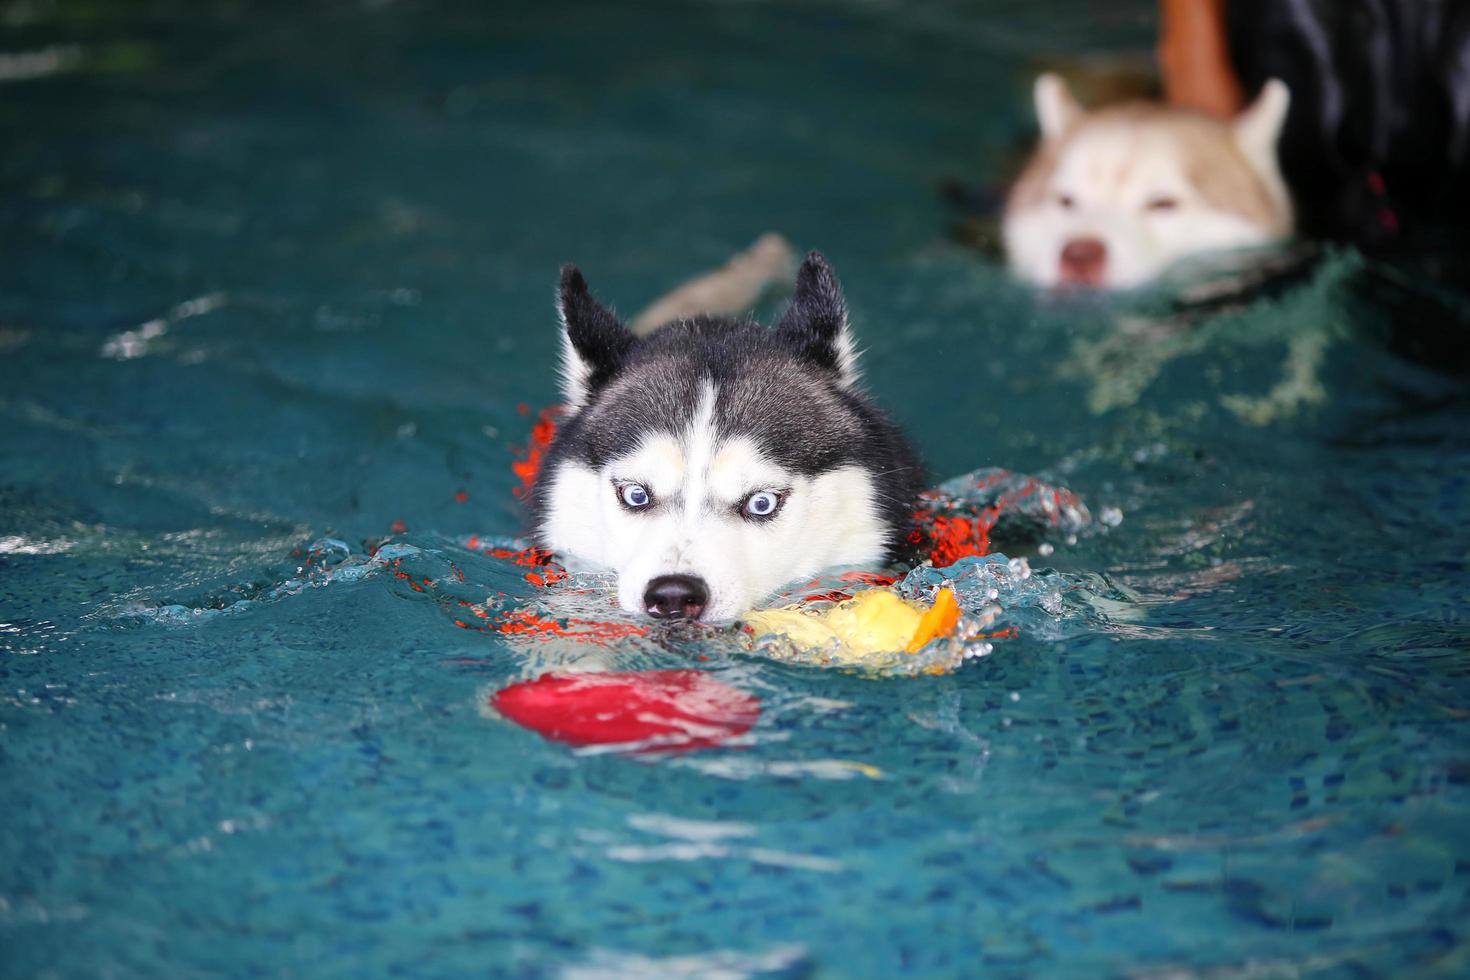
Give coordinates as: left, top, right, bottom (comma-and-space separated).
619, 483, 651, 509
743, 490, 782, 519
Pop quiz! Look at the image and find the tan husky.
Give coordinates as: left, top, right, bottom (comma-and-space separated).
1004, 74, 1293, 290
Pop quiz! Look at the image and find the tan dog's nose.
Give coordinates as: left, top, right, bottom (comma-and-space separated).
1058, 237, 1107, 286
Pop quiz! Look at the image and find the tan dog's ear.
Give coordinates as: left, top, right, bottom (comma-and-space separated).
1233, 79, 1291, 173
1034, 73, 1083, 141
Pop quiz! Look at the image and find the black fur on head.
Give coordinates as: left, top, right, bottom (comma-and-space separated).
557, 264, 635, 409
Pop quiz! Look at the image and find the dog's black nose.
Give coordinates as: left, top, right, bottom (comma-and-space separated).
643, 575, 709, 620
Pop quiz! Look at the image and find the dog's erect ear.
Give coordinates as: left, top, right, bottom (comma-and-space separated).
557, 264, 634, 410
775, 250, 860, 388
1034, 73, 1083, 141
1233, 79, 1290, 175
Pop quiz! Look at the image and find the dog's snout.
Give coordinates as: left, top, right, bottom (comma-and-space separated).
1059, 237, 1107, 286
643, 574, 709, 621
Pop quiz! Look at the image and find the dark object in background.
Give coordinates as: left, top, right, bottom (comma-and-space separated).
1226, 0, 1470, 251
939, 177, 1006, 257
1343, 243, 1470, 372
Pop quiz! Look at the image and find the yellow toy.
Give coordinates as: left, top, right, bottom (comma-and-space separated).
743, 587, 961, 665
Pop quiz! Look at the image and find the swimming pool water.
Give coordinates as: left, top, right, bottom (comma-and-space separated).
3, 1, 1468, 976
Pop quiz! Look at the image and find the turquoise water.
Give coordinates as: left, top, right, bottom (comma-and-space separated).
4, 1, 1469, 976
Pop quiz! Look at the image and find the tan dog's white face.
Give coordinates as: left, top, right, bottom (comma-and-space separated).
1003, 75, 1293, 290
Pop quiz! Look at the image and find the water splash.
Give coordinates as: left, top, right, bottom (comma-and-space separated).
111, 536, 390, 625
911, 467, 1101, 566
91, 444, 1141, 682
745, 555, 1078, 676
109, 464, 1128, 676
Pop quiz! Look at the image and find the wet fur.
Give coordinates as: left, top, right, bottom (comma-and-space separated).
529, 252, 924, 621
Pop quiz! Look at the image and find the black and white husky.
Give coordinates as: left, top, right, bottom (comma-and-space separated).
529, 251, 924, 622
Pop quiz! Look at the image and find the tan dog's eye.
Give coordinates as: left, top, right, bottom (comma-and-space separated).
1146, 196, 1179, 212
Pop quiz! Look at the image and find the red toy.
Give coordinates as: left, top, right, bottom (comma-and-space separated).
489, 669, 760, 751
